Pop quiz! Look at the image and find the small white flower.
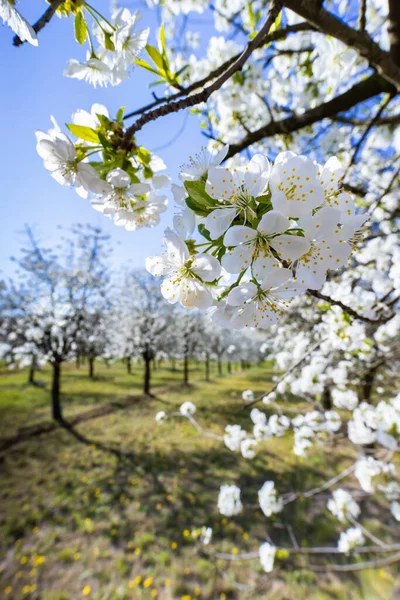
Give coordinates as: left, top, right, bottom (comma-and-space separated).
155, 410, 167, 423
0, 0, 38, 46
221, 209, 309, 274
180, 145, 229, 182
327, 489, 360, 522
64, 57, 114, 88
227, 267, 304, 329
242, 389, 254, 402
337, 527, 365, 553
35, 128, 103, 199
258, 481, 283, 517
332, 388, 359, 411
224, 424, 247, 451
204, 154, 271, 239
217, 484, 243, 516
146, 229, 221, 309
259, 542, 276, 573
200, 526, 213, 545
240, 438, 257, 459
180, 401, 196, 417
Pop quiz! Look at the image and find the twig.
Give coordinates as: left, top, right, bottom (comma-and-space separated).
123, 23, 313, 120
121, 1, 283, 147
13, 0, 64, 47
282, 464, 356, 504
307, 290, 394, 324
346, 93, 394, 171
358, 0, 367, 32
244, 338, 326, 409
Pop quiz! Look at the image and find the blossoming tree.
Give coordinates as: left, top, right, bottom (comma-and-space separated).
2, 0, 400, 582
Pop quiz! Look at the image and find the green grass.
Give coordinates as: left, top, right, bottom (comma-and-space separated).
0, 361, 397, 599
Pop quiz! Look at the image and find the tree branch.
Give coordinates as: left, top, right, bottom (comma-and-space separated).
388, 0, 400, 66
308, 289, 394, 324
121, 1, 283, 147
124, 23, 314, 121
13, 0, 64, 47
282, 0, 400, 90
226, 74, 393, 158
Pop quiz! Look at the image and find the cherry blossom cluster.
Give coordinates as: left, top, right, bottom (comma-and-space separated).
36, 104, 169, 232
146, 145, 366, 328
0, 2, 149, 87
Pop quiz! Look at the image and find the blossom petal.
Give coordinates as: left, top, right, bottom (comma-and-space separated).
205, 207, 237, 240
227, 282, 258, 306
224, 225, 257, 247
222, 245, 253, 274
258, 210, 291, 235
192, 254, 221, 282
271, 234, 310, 262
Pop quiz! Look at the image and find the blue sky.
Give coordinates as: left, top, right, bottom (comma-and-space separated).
0, 1, 211, 277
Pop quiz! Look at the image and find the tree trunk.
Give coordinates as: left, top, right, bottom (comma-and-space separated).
321, 386, 332, 410
76, 354, 80, 369
218, 358, 222, 376
184, 353, 189, 384
51, 361, 63, 422
205, 354, 210, 381
362, 365, 378, 402
171, 357, 176, 371
227, 361, 232, 374
127, 356, 132, 374
89, 357, 94, 379
143, 353, 151, 395
28, 357, 35, 384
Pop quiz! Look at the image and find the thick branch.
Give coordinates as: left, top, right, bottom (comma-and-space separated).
13, 0, 64, 47
308, 289, 394, 324
227, 74, 393, 157
121, 2, 282, 146
388, 0, 400, 66
282, 0, 400, 90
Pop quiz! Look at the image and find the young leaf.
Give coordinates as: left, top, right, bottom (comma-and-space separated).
104, 31, 115, 52
135, 58, 161, 76
185, 196, 210, 217
66, 124, 99, 143
116, 106, 125, 122
159, 23, 167, 55
198, 224, 212, 241
183, 180, 216, 208
136, 146, 152, 165
74, 11, 87, 45
145, 44, 166, 72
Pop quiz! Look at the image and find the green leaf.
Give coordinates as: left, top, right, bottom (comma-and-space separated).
185, 196, 210, 217
198, 224, 212, 241
74, 11, 87, 45
66, 123, 99, 143
136, 146, 152, 165
116, 106, 125, 122
143, 166, 154, 179
134, 58, 161, 76
98, 131, 113, 150
183, 180, 216, 208
145, 44, 165, 72
96, 113, 111, 129
257, 193, 272, 204
104, 31, 115, 51
159, 23, 167, 55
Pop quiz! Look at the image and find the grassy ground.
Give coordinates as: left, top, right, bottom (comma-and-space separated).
0, 360, 398, 600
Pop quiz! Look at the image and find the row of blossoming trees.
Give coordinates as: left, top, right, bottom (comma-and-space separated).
1, 0, 400, 587
0, 225, 263, 421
